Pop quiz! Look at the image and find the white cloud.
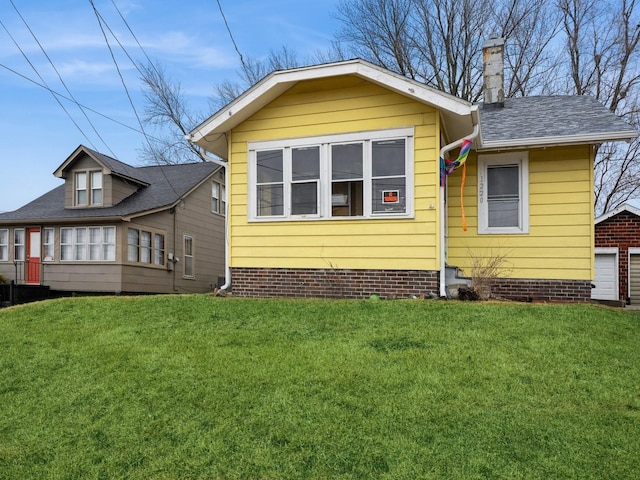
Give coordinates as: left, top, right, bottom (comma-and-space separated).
56, 59, 122, 78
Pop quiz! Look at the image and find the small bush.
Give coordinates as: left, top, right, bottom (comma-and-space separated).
0, 273, 8, 284
467, 247, 512, 299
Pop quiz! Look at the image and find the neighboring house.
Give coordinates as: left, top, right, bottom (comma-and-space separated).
187, 39, 637, 302
593, 204, 640, 305
0, 145, 225, 294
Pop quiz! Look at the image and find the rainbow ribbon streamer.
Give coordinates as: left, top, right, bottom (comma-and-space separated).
440, 138, 473, 187
439, 138, 473, 231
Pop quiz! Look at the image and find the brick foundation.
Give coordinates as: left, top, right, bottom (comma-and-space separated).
230, 267, 592, 302
230, 267, 439, 299
488, 278, 592, 303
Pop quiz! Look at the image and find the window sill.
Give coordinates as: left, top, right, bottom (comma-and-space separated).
248, 213, 415, 223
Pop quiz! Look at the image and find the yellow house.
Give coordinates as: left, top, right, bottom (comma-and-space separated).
189, 44, 636, 302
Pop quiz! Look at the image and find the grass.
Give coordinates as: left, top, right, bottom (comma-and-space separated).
0, 295, 639, 479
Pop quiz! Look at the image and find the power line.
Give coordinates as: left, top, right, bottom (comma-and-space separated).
0, 18, 99, 151
0, 61, 163, 142
88, 0, 153, 154
110, 0, 160, 76
216, 0, 248, 71
8, 0, 118, 158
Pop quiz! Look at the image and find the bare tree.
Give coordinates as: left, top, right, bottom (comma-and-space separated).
336, 0, 558, 101
139, 62, 207, 164
558, 0, 640, 214
495, 0, 562, 96
335, 0, 418, 79
211, 47, 306, 110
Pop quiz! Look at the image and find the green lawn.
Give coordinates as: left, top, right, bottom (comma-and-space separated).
0, 296, 639, 479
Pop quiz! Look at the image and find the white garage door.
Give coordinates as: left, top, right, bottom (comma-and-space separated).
592, 253, 617, 300
629, 254, 640, 304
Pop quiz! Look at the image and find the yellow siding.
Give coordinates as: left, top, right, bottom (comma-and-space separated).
446, 145, 594, 280
228, 75, 440, 270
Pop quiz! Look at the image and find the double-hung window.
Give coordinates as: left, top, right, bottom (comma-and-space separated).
43, 228, 55, 261
292, 146, 320, 215
14, 229, 25, 261
75, 172, 87, 206
128, 228, 165, 266
91, 171, 103, 205
184, 235, 194, 278
60, 226, 115, 261
0, 229, 8, 261
477, 152, 529, 234
249, 128, 413, 221
75, 170, 103, 206
212, 181, 226, 215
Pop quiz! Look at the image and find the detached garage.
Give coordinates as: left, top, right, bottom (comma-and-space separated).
594, 204, 640, 305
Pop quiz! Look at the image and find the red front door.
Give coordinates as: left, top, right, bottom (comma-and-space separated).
26, 228, 41, 284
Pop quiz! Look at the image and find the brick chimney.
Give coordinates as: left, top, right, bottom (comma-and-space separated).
483, 36, 505, 107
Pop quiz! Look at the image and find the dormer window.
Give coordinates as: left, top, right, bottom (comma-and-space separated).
91, 171, 103, 204
75, 170, 103, 206
75, 172, 87, 205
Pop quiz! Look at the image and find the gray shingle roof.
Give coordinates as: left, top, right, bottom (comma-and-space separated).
82, 146, 149, 184
479, 96, 637, 148
0, 161, 219, 223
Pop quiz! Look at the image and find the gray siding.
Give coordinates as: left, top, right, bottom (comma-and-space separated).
0, 175, 224, 295
121, 178, 225, 293
107, 175, 139, 206
42, 263, 123, 293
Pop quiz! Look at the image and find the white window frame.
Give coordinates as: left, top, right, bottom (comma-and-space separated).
127, 227, 165, 266
183, 234, 194, 278
43, 228, 55, 262
90, 171, 103, 205
74, 170, 103, 207
60, 226, 116, 262
75, 172, 87, 206
14, 228, 25, 261
247, 127, 414, 222
212, 181, 226, 215
0, 229, 8, 262
477, 152, 529, 234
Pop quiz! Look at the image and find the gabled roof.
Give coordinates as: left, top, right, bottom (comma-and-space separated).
54, 145, 149, 186
595, 203, 640, 225
478, 96, 637, 150
189, 60, 637, 158
188, 59, 479, 158
0, 157, 220, 224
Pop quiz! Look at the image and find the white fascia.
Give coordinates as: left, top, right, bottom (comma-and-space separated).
477, 131, 638, 151
188, 59, 474, 145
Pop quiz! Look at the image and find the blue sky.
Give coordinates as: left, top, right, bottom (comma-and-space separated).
0, 0, 342, 212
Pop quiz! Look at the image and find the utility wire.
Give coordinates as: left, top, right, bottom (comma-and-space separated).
216, 0, 248, 71
0, 61, 164, 141
110, 0, 160, 76
0, 18, 99, 151
8, 0, 118, 158
88, 0, 153, 154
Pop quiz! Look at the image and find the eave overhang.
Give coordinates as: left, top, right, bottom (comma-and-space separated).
188, 59, 477, 159
476, 130, 638, 152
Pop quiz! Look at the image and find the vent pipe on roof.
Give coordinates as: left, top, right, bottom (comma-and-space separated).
483, 36, 505, 107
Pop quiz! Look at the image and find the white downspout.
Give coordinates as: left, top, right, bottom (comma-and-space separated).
199, 147, 232, 291
439, 122, 480, 297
